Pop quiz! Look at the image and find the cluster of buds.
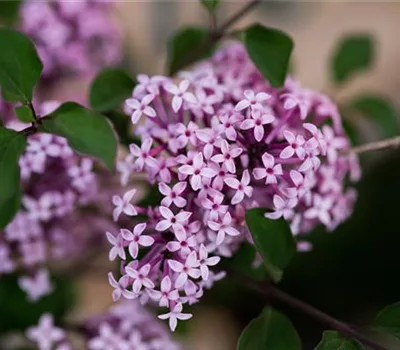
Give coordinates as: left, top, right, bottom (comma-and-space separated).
26, 301, 179, 350
107, 42, 361, 331
0, 101, 107, 302
19, 0, 121, 80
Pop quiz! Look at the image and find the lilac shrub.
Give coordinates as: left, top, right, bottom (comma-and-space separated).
108, 42, 361, 330
19, 0, 121, 80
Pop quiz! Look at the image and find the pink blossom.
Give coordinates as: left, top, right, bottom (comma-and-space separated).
120, 223, 154, 259
178, 152, 216, 190
265, 195, 298, 220
224, 170, 253, 205
196, 127, 222, 160
125, 264, 155, 293
129, 138, 157, 171
88, 322, 129, 350
26, 313, 65, 350
253, 152, 283, 184
235, 90, 270, 111
108, 273, 137, 301
280, 130, 306, 159
211, 140, 243, 173
202, 191, 228, 221
106, 231, 126, 261
126, 94, 156, 124
281, 92, 311, 120
240, 109, 275, 142
304, 194, 334, 226
216, 113, 243, 141
176, 121, 198, 149
167, 228, 197, 255
147, 276, 179, 307
18, 268, 53, 302
158, 303, 192, 332
164, 80, 197, 112
198, 244, 220, 280
168, 251, 201, 288
156, 207, 192, 233
159, 182, 187, 208
208, 212, 240, 245
112, 189, 137, 222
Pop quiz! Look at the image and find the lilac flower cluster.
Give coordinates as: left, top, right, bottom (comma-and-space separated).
19, 0, 121, 80
1, 102, 101, 302
26, 301, 180, 350
107, 42, 361, 331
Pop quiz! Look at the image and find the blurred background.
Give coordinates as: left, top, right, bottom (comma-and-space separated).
75, 2, 400, 349
3, 1, 400, 349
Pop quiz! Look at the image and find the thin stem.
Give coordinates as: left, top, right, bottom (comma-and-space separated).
228, 272, 387, 350
218, 0, 261, 34
267, 285, 387, 350
28, 102, 38, 121
175, 0, 261, 72
345, 136, 400, 155
21, 125, 37, 136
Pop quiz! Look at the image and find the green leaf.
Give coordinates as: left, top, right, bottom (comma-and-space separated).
374, 302, 400, 340
243, 24, 294, 87
350, 95, 398, 138
0, 28, 43, 102
223, 243, 266, 281
0, 274, 76, 332
201, 0, 220, 12
315, 331, 365, 350
40, 102, 117, 169
331, 35, 374, 84
237, 308, 301, 350
245, 208, 296, 282
0, 127, 26, 228
89, 68, 135, 112
0, 0, 22, 26
167, 27, 213, 75
15, 105, 35, 123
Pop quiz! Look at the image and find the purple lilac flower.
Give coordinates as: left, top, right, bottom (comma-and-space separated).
107, 42, 361, 331
26, 301, 180, 350
0, 101, 107, 302
84, 301, 180, 350
19, 0, 121, 80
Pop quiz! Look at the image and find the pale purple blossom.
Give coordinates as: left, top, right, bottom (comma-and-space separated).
147, 276, 180, 308
120, 223, 154, 259
18, 268, 53, 302
107, 42, 360, 330
26, 313, 65, 350
159, 182, 187, 208
253, 152, 283, 184
235, 90, 270, 111
126, 263, 155, 293
126, 94, 156, 124
112, 188, 138, 222
164, 80, 197, 112
168, 251, 201, 288
158, 303, 192, 332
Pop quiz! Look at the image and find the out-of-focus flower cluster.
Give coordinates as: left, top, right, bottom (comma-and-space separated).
107, 42, 361, 331
19, 0, 121, 80
0, 101, 106, 302
26, 301, 180, 350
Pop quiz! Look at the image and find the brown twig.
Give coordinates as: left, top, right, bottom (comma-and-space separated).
345, 136, 400, 155
218, 0, 261, 34
229, 272, 387, 350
